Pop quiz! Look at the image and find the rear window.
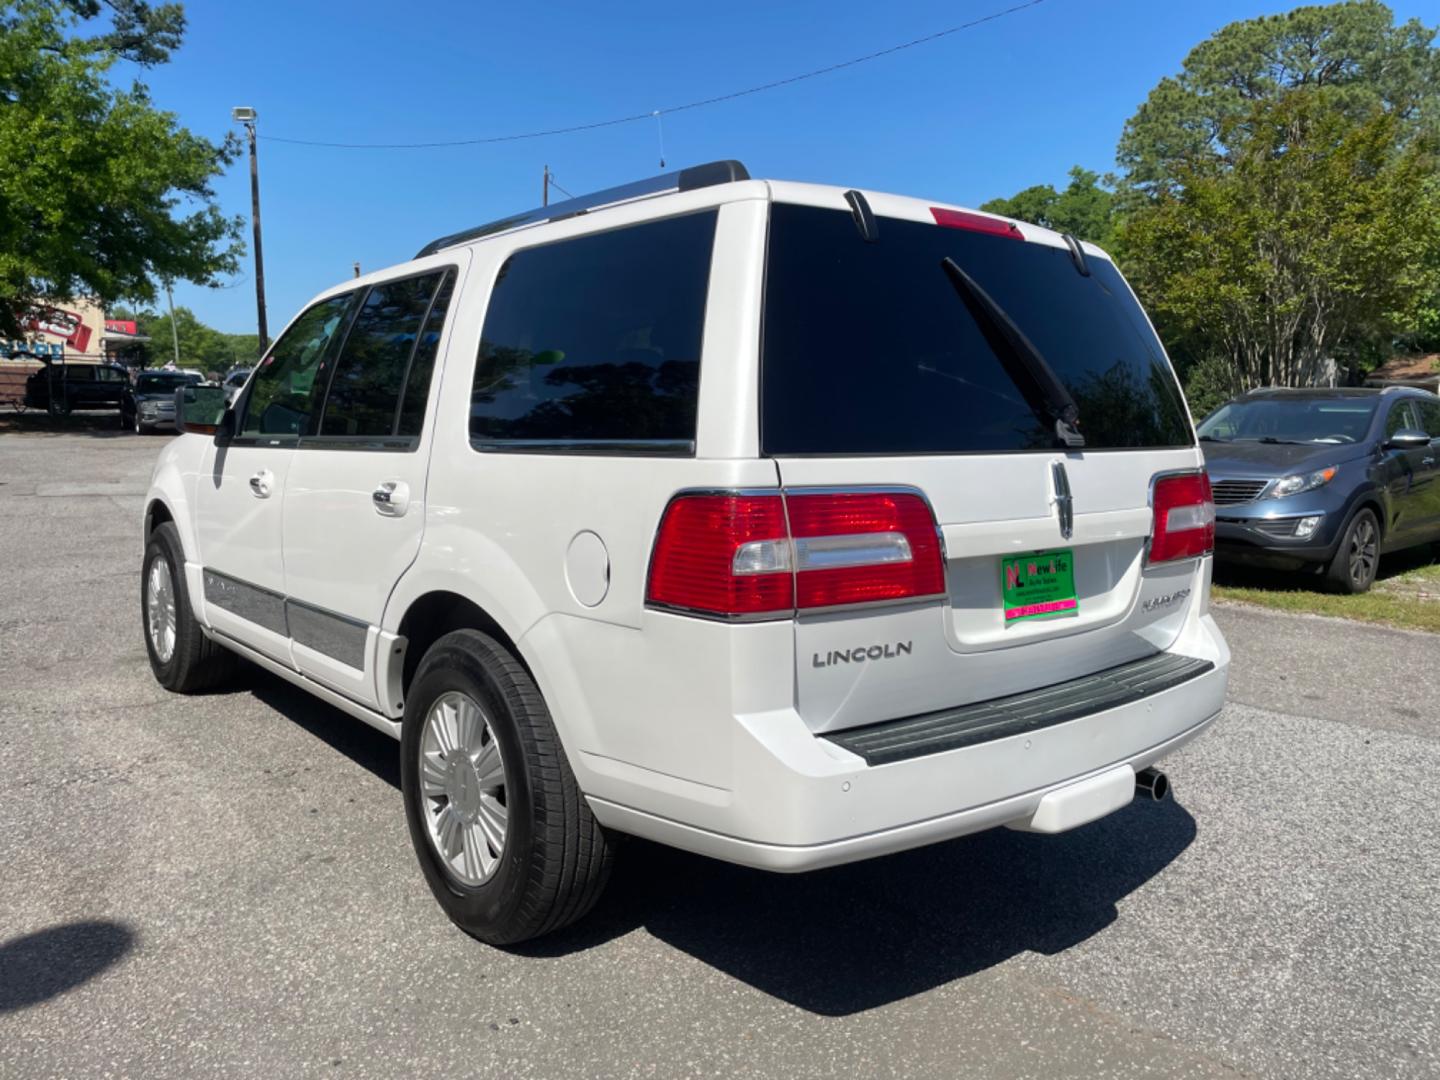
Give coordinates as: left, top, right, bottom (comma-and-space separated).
470, 211, 717, 453
761, 204, 1193, 455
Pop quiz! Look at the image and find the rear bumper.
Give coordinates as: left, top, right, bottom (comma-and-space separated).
577, 612, 1229, 872
589, 709, 1220, 871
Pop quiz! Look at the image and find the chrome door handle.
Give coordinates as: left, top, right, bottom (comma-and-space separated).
372, 480, 410, 517
248, 470, 273, 498
1424, 457, 1435, 467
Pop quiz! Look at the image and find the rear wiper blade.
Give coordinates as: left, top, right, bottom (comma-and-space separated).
940, 257, 1084, 448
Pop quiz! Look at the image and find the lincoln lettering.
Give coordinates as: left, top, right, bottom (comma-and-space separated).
812, 641, 914, 668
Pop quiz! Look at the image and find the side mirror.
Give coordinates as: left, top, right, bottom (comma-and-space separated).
1386, 429, 1431, 451
175, 385, 232, 438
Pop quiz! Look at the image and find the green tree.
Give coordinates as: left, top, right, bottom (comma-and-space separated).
1116, 89, 1440, 390
0, 0, 243, 337
980, 167, 1119, 246
1118, 0, 1440, 198
142, 306, 260, 370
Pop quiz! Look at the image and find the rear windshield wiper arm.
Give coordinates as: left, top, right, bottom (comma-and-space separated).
940, 257, 1084, 448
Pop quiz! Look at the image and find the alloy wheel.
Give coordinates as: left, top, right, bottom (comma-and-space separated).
1348, 516, 1378, 588
145, 558, 177, 663
419, 691, 508, 886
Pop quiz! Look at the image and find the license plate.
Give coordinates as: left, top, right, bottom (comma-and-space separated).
1001, 549, 1078, 623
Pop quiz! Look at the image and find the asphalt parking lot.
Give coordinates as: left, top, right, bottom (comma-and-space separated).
1, 429, 1437, 1079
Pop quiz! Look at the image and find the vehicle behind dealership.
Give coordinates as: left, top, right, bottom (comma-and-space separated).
1200, 387, 1440, 591
24, 361, 130, 416
141, 161, 1228, 943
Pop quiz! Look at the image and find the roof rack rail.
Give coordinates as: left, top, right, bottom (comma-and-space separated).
414, 159, 750, 259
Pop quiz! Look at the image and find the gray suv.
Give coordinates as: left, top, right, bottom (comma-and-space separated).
1200, 387, 1440, 592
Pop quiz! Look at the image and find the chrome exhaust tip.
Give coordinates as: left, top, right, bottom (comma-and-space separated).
1135, 767, 1170, 802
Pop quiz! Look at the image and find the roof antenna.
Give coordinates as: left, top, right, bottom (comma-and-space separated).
652, 110, 666, 169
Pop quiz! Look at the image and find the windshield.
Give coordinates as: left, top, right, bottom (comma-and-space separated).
136, 373, 196, 393
1197, 398, 1377, 444
760, 204, 1193, 455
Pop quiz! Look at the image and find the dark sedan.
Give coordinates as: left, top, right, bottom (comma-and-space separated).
1199, 387, 1440, 592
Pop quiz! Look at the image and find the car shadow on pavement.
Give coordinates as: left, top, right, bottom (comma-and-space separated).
248, 672, 401, 788
0, 411, 134, 437
243, 665, 1197, 1017
0, 920, 135, 1012
538, 801, 1197, 1015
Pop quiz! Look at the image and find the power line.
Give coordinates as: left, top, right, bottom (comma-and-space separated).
261, 0, 1048, 150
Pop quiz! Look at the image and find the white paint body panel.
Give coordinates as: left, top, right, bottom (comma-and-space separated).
144, 173, 1229, 872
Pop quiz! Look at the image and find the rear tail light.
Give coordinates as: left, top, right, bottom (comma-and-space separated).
646, 490, 945, 619
1149, 472, 1215, 563
645, 494, 793, 616
930, 207, 1024, 240
786, 492, 945, 608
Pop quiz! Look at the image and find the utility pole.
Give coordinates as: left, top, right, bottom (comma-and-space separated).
232, 106, 269, 350
164, 281, 181, 367
543, 164, 550, 207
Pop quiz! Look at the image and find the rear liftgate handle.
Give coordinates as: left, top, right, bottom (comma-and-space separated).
373, 480, 410, 518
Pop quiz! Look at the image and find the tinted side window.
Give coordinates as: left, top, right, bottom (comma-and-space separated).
470, 211, 717, 451
398, 270, 456, 438
1385, 402, 1416, 438
1414, 400, 1440, 438
320, 272, 444, 438
242, 295, 352, 438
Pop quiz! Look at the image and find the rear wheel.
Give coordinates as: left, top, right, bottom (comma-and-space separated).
1326, 508, 1380, 594
401, 629, 614, 945
142, 522, 239, 691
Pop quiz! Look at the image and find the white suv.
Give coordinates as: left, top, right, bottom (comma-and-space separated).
142, 161, 1228, 943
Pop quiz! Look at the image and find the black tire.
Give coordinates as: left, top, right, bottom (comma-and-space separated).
401, 629, 614, 945
1325, 507, 1381, 594
141, 522, 239, 691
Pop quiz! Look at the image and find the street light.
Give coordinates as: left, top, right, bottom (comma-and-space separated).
232, 106, 268, 350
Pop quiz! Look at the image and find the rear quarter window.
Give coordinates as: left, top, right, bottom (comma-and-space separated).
760, 204, 1193, 456
469, 211, 717, 454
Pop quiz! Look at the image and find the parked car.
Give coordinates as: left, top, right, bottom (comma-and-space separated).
1199, 387, 1440, 592
141, 161, 1228, 943
221, 367, 252, 404
23, 361, 130, 416
124, 369, 204, 433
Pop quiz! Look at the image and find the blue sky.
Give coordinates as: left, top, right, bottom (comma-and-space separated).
133, 0, 1437, 335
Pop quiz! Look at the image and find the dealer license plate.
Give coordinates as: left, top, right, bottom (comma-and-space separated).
1001, 549, 1078, 624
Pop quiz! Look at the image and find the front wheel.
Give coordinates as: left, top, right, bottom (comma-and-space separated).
400, 629, 614, 945
1325, 508, 1380, 593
